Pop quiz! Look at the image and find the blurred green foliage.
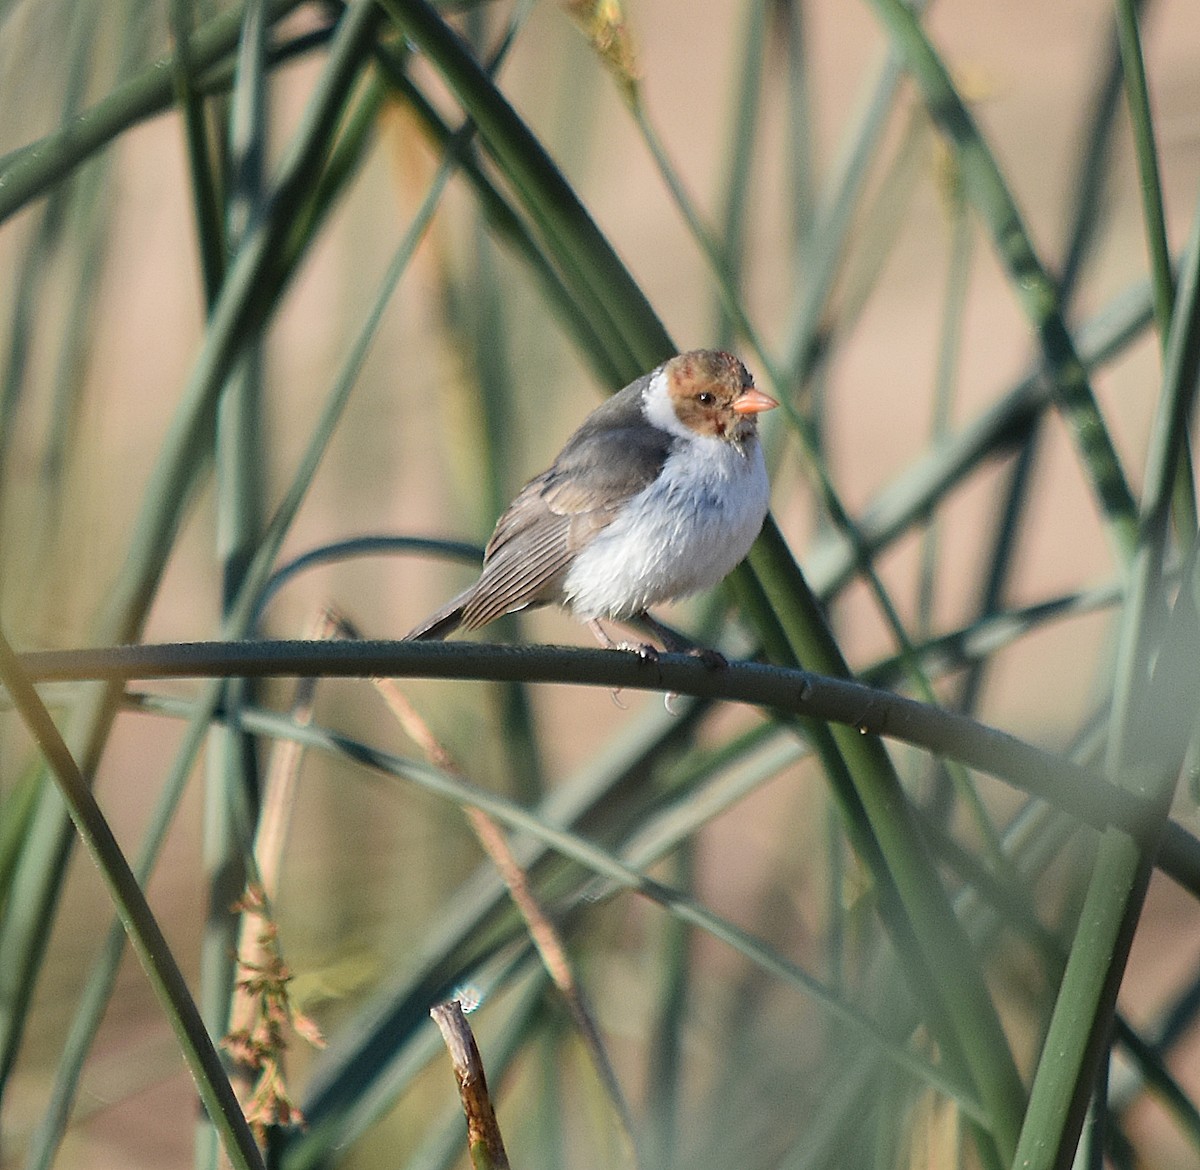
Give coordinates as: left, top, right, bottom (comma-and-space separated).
2, 2, 1200, 1169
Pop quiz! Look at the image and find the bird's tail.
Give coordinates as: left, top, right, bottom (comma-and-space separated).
403, 590, 470, 641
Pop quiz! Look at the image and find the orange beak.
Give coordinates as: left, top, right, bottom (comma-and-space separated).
732, 386, 779, 415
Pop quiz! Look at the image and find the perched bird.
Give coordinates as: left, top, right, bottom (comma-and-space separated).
404, 349, 778, 653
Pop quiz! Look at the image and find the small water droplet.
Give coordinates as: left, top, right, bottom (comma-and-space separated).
452, 984, 484, 1013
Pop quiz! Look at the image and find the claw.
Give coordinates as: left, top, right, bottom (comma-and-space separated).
616, 641, 660, 662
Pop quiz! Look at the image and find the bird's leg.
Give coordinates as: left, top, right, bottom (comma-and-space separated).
585, 619, 636, 707
632, 611, 727, 669
588, 618, 659, 661
586, 618, 617, 648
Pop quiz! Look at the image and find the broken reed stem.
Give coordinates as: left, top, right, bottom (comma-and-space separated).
430, 1000, 512, 1170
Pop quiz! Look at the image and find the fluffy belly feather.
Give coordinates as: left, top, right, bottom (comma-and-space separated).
562, 437, 769, 620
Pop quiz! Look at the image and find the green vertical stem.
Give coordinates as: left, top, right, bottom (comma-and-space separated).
918, 183, 972, 639
780, 46, 904, 391
1113, 0, 1174, 335
1014, 182, 1200, 1170
712, 0, 767, 347
645, 844, 694, 1169
775, 0, 817, 271
1107, 194, 1200, 785
171, 0, 228, 304
1113, 0, 1197, 541
1060, 16, 1127, 298
747, 520, 1023, 1168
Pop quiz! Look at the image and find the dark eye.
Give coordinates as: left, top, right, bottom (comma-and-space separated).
696, 392, 716, 406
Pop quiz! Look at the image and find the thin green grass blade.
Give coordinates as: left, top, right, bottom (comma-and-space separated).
277, 72, 386, 289
0, 759, 42, 906
917, 170, 972, 638
644, 844, 693, 1168
778, 0, 818, 269
1059, 14, 1128, 300
828, 104, 933, 336
1112, 1017, 1200, 1156
1108, 186, 1200, 773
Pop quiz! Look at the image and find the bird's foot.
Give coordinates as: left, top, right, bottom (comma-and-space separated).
617, 640, 661, 662
632, 612, 727, 668
686, 645, 727, 670
588, 619, 657, 660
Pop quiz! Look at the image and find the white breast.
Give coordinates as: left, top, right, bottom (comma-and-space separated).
562, 434, 770, 621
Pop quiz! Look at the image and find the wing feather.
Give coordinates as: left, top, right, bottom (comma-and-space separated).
459, 395, 677, 628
